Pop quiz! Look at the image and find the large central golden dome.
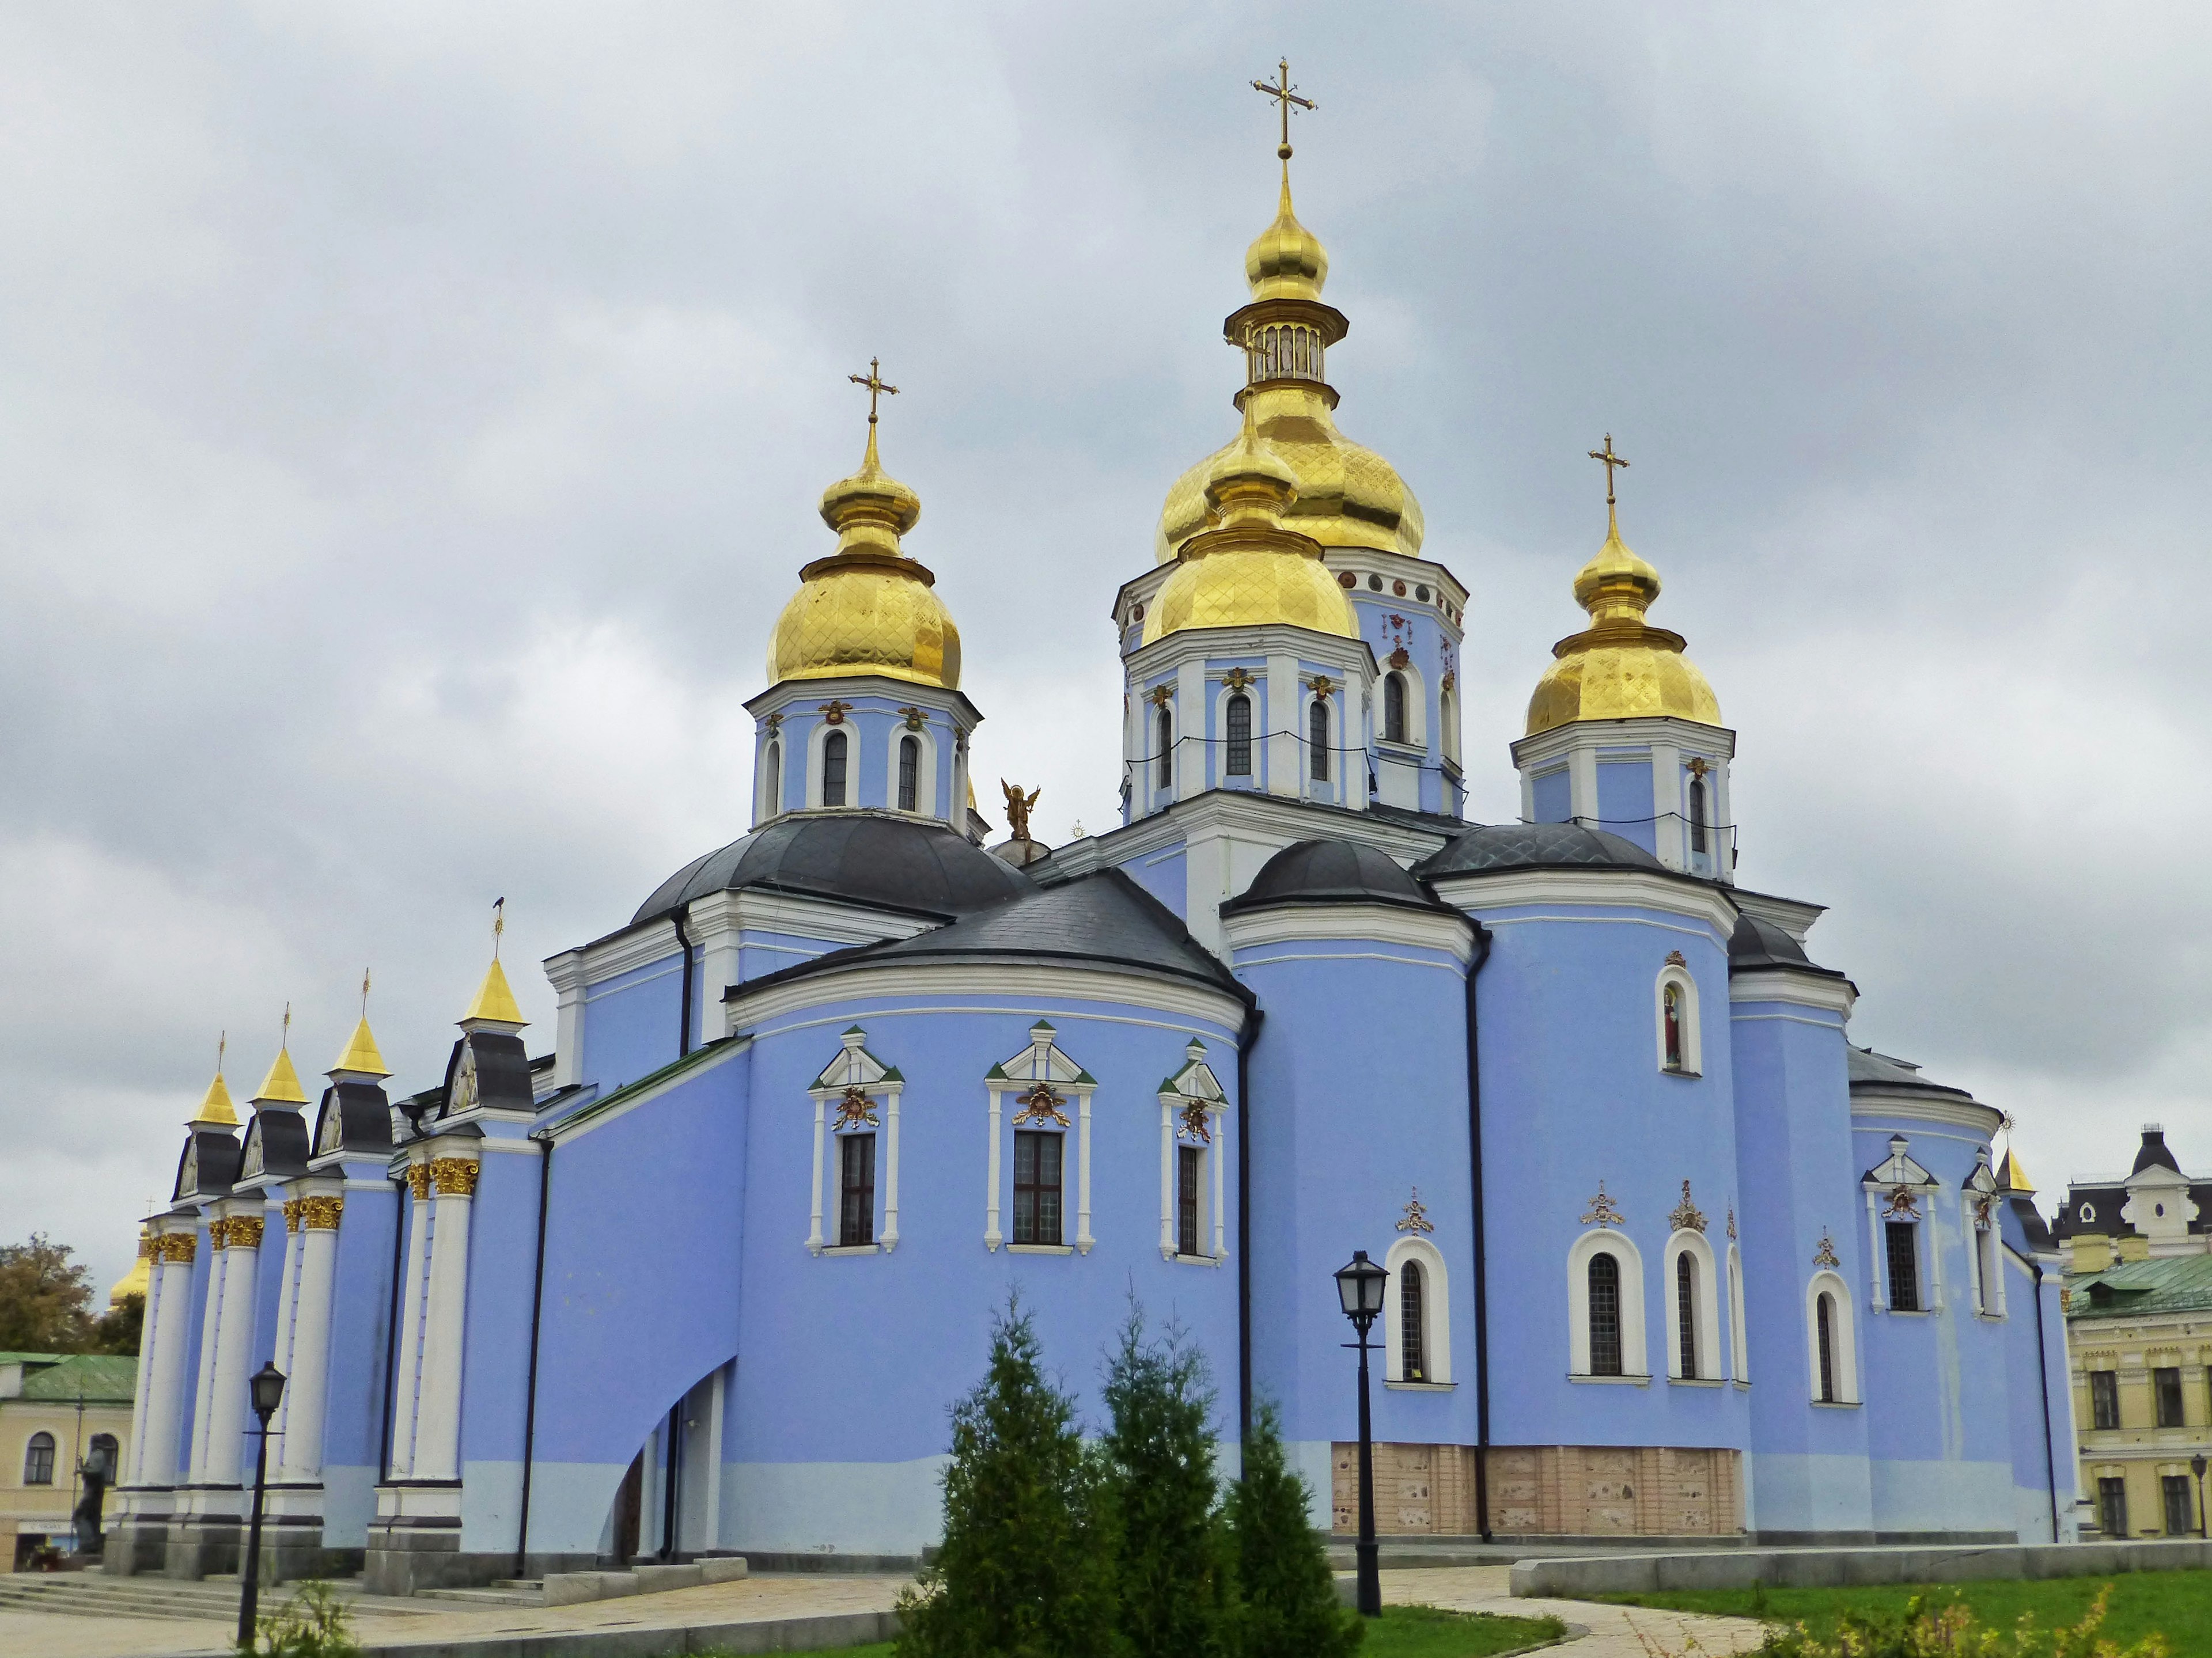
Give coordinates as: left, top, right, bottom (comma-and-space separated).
1525, 507, 1721, 735
1155, 170, 1423, 564
767, 422, 961, 691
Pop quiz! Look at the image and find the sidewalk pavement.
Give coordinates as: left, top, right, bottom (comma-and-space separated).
1383, 1564, 1771, 1657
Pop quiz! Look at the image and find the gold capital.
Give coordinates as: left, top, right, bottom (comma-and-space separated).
406, 1164, 432, 1201
158, 1232, 198, 1264
430, 1158, 482, 1198
301, 1194, 346, 1231
221, 1215, 265, 1250
282, 1198, 304, 1234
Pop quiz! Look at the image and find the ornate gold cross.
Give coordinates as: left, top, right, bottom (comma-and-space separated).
849, 357, 899, 427
1588, 433, 1630, 507
1251, 58, 1316, 160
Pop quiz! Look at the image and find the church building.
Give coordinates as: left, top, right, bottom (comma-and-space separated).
108, 105, 2077, 1591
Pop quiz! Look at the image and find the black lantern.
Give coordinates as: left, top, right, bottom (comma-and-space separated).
1333, 1250, 1388, 1618
1335, 1249, 1388, 1328
2194, 1454, 2208, 1540
237, 1363, 287, 1646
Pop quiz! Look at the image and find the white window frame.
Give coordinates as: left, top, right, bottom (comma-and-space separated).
1211, 680, 1262, 790
884, 722, 939, 819
1664, 1229, 1723, 1383
1568, 1228, 1649, 1379
1385, 1234, 1453, 1387
1654, 961, 1702, 1076
1378, 661, 1427, 750
808, 718, 857, 810
805, 1028, 903, 1256
1439, 681, 1460, 767
1157, 1040, 1228, 1264
1727, 1242, 1749, 1383
1862, 1136, 1941, 1313
986, 1022, 1096, 1256
757, 736, 783, 824
1303, 689, 1340, 800
1805, 1270, 1861, 1404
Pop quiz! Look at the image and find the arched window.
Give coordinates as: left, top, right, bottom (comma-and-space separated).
1662, 984, 1685, 1071
1690, 777, 1710, 855
762, 741, 782, 819
1587, 1254, 1623, 1377
1654, 963, 1702, 1075
1728, 1243, 1749, 1383
86, 1433, 118, 1483
22, 1432, 54, 1485
897, 735, 919, 812
1676, 1251, 1699, 1380
822, 730, 848, 808
1225, 692, 1252, 777
1156, 706, 1173, 790
1976, 1215, 2002, 1315
1399, 1261, 1427, 1382
1308, 698, 1330, 781
1816, 1293, 1837, 1403
1440, 684, 1459, 765
1384, 673, 1407, 743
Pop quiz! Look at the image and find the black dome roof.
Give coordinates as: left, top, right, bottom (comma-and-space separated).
1412, 822, 1664, 879
1729, 913, 1808, 968
1224, 839, 1439, 913
635, 813, 1035, 925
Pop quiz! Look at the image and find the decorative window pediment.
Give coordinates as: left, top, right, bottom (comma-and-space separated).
986, 1022, 1099, 1255
1156, 1039, 1229, 1263
1861, 1134, 1937, 1194
805, 1026, 906, 1257
1963, 1147, 1998, 1197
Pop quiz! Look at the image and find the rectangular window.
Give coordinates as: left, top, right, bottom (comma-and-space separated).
2164, 1474, 2195, 1537
1177, 1145, 1202, 1257
2092, 1370, 2121, 1431
2157, 1367, 2186, 1428
2098, 1476, 2128, 1539
1884, 1221, 1921, 1312
1225, 695, 1252, 778
838, 1133, 875, 1248
897, 738, 918, 812
1013, 1130, 1063, 1247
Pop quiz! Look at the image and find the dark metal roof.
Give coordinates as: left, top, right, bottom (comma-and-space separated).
238, 1107, 310, 1182
1413, 821, 1666, 878
1222, 838, 1448, 915
314, 1081, 396, 1159
1846, 1046, 1977, 1101
1726, 912, 1848, 981
728, 868, 1246, 1005
433, 1031, 535, 1121
172, 1128, 240, 1202
2133, 1128, 2182, 1177
634, 812, 1035, 926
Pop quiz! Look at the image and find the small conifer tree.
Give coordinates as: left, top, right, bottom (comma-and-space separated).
1099, 1303, 1227, 1658
896, 1297, 1114, 1658
1225, 1401, 1361, 1658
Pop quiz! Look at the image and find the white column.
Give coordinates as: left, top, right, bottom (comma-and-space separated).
1265, 655, 1297, 795
1175, 660, 1205, 800
703, 1363, 727, 1550
1212, 1109, 1227, 1260
411, 1160, 477, 1484
1568, 742, 1599, 824
807, 1099, 826, 1255
185, 1231, 228, 1481
123, 1243, 158, 1485
1866, 1193, 1887, 1312
1926, 1202, 1946, 1311
881, 1087, 902, 1251
201, 1216, 264, 1487
138, 1240, 194, 1488
264, 1205, 302, 1469
1712, 758, 1735, 883
388, 1168, 432, 1478
985, 1091, 1003, 1250
276, 1201, 342, 1483
1650, 741, 1683, 869
1158, 1100, 1175, 1260
1076, 1091, 1094, 1255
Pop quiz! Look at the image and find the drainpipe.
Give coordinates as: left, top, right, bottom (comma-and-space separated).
1237, 1007, 1264, 1445
514, 1131, 553, 1577
377, 1171, 406, 1484
1462, 918, 1495, 1542
673, 908, 695, 1058
2028, 1251, 2059, 1541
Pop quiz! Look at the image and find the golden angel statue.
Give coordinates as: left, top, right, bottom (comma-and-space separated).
1001, 780, 1040, 843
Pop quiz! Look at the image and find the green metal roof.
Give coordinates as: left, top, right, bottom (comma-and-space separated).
2066, 1253, 2212, 1319
16, 1354, 138, 1403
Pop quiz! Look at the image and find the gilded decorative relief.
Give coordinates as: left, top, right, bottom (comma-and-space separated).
1669, 1181, 1707, 1234
430, 1158, 482, 1197
1581, 1181, 1625, 1228
300, 1195, 345, 1231
1396, 1188, 1434, 1235
406, 1164, 432, 1201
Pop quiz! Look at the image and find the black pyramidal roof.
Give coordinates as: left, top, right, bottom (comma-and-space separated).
2134, 1128, 2183, 1177
635, 813, 1035, 927
1223, 838, 1448, 915
1413, 822, 1665, 878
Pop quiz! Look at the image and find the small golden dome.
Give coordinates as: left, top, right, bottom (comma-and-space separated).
766, 423, 961, 692
462, 957, 528, 1028
331, 1016, 391, 1079
1525, 511, 1722, 736
1245, 170, 1328, 303
110, 1230, 151, 1307
251, 1045, 310, 1107
188, 1065, 238, 1128
1145, 407, 1357, 645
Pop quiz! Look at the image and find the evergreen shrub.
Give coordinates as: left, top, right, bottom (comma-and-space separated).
1225, 1401, 1361, 1658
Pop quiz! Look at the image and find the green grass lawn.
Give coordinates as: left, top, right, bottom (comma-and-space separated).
702, 1604, 1563, 1658
1593, 1570, 2212, 1657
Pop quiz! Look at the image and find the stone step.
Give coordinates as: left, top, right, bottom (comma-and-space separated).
415, 1585, 546, 1606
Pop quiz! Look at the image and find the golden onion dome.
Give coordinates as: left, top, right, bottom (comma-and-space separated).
110, 1230, 152, 1308
1245, 171, 1328, 303
1145, 407, 1357, 645
1525, 508, 1722, 736
766, 421, 961, 691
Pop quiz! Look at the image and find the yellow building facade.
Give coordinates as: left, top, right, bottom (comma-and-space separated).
0, 1354, 136, 1570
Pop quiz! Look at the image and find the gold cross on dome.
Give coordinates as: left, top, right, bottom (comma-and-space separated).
1251, 58, 1316, 160
1588, 434, 1630, 507
848, 357, 899, 427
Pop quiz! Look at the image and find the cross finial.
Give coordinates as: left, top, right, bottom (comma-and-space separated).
360, 969, 372, 1020
848, 357, 899, 427
1588, 432, 1630, 533
280, 1002, 291, 1051
1251, 58, 1316, 162
216, 1031, 226, 1077
493, 896, 505, 959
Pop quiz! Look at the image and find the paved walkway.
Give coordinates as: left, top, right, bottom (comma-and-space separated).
1, 1565, 1768, 1658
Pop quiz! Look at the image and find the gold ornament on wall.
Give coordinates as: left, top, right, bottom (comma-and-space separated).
1012, 1082, 1069, 1128
430, 1158, 482, 1197
1178, 1101, 1212, 1144
301, 1196, 345, 1231
158, 1232, 197, 1264
832, 1087, 879, 1132
818, 699, 852, 726
406, 1164, 432, 1201
896, 705, 926, 731
282, 1198, 304, 1233
1222, 667, 1255, 691
1396, 1188, 1435, 1235
1669, 1181, 1708, 1235
1813, 1233, 1842, 1269
1883, 1187, 1920, 1220
1581, 1181, 1625, 1228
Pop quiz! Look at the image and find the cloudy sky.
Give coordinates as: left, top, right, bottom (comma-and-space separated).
4, 3, 2207, 1293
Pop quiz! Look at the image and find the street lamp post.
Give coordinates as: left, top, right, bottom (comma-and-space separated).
237, 1362, 287, 1650
2192, 1454, 2207, 1541
1334, 1249, 1389, 1618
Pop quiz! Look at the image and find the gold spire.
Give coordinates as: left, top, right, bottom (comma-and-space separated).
461, 898, 528, 1027
1999, 1148, 2034, 1193
1525, 438, 1722, 737
251, 1004, 311, 1106
331, 969, 391, 1078
765, 361, 961, 692
1245, 60, 1327, 302
189, 1032, 240, 1128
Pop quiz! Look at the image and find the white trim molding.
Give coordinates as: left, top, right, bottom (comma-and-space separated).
1805, 1269, 1861, 1404
1222, 901, 1475, 962
1727, 1242, 1749, 1383
1385, 1234, 1452, 1386
1157, 1041, 1229, 1262
986, 1022, 1098, 1254
883, 720, 940, 819
1568, 1227, 1649, 1379
806, 1027, 903, 1254
1655, 957, 1703, 1076
1429, 868, 1738, 940
1662, 1228, 1723, 1383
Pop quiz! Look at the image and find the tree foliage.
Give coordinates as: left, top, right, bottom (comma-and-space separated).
1225, 1401, 1361, 1658
0, 1234, 137, 1355
896, 1297, 1115, 1658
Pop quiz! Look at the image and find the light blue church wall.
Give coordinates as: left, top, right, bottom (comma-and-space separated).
1596, 759, 1657, 853
1728, 992, 1873, 1538
317, 1171, 399, 1547
1531, 769, 1570, 824
2000, 1236, 2071, 1543
722, 990, 1244, 1555
581, 953, 685, 1097
457, 1131, 549, 1553
1120, 845, 1188, 919
1459, 895, 1748, 1457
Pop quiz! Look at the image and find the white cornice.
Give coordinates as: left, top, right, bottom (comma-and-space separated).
1732, 889, 1828, 943
1426, 868, 1737, 940
1728, 968, 1857, 1015
1510, 716, 1738, 770
1121, 623, 1377, 682
727, 961, 1249, 1034
547, 1040, 749, 1147
696, 887, 938, 950
547, 918, 679, 988
743, 676, 982, 728
1224, 902, 1474, 961
1068, 789, 1460, 881
1851, 1092, 2004, 1136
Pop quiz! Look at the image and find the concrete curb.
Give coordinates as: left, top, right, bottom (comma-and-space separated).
1511, 1539, 2212, 1599
357, 1607, 900, 1658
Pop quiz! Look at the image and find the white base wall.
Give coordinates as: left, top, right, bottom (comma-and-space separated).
721, 1456, 952, 1556
1869, 1458, 2014, 1535
1745, 1452, 1874, 1536
321, 1465, 377, 1549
